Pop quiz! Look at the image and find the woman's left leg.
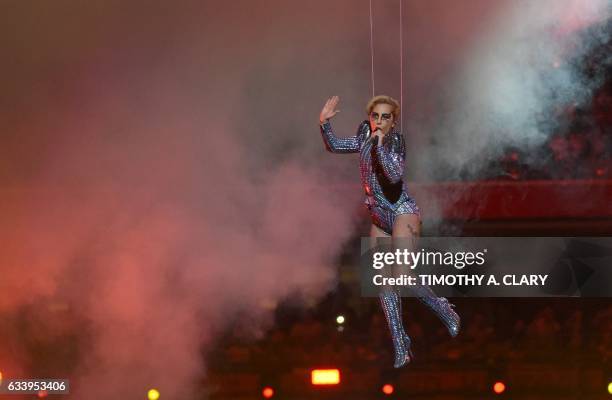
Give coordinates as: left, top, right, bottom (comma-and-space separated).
392, 213, 461, 338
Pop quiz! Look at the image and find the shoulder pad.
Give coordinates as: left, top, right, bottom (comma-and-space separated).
358, 120, 371, 139
391, 132, 405, 153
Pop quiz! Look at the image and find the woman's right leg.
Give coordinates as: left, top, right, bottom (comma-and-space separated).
369, 222, 390, 244
370, 223, 413, 368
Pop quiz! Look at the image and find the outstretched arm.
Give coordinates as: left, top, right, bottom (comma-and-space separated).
320, 120, 361, 153
319, 95, 360, 154
375, 134, 405, 183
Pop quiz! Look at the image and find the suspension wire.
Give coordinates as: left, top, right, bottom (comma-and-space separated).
399, 0, 403, 132
369, 0, 375, 98
369, 0, 404, 131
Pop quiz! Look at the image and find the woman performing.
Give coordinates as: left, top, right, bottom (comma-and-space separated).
319, 95, 460, 368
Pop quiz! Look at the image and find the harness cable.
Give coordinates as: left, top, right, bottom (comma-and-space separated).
368, 0, 404, 132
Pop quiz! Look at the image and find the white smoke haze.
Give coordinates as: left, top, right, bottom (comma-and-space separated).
0, 2, 358, 396
0, 0, 609, 398
418, 0, 611, 180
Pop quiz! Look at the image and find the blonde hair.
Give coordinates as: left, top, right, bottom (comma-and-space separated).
366, 95, 400, 122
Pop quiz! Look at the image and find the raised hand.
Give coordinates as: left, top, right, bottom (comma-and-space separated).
319, 95, 341, 123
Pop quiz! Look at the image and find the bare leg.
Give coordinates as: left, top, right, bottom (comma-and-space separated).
392, 214, 420, 278
369, 223, 390, 242
392, 214, 421, 238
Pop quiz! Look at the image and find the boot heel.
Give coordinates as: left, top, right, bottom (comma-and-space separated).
402, 333, 415, 362
379, 290, 413, 368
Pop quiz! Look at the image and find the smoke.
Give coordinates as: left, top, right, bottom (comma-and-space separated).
0, 0, 608, 397
0, 1, 360, 398
416, 0, 611, 181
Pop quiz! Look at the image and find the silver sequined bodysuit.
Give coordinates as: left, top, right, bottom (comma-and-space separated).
321, 119, 460, 369
320, 120, 420, 234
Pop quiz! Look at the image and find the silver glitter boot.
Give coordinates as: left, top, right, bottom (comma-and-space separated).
379, 289, 414, 368
410, 285, 460, 337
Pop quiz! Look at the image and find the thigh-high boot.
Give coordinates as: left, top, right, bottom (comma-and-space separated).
379, 288, 414, 368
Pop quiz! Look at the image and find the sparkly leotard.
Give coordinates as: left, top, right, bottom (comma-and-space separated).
320, 119, 420, 234
321, 118, 459, 369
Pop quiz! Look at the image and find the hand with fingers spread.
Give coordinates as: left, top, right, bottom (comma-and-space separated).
319, 95, 341, 124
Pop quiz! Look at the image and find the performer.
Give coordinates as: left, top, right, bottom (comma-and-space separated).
318, 95, 460, 368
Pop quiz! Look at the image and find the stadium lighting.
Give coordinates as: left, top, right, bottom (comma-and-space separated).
382, 383, 394, 395
262, 386, 274, 398
493, 381, 506, 394
147, 388, 160, 400
311, 369, 340, 385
